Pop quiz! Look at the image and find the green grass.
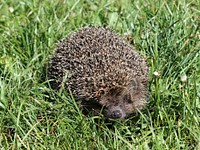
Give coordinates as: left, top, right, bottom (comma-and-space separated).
0, 0, 199, 149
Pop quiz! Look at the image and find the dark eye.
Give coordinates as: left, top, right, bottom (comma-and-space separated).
124, 95, 132, 104
127, 99, 132, 104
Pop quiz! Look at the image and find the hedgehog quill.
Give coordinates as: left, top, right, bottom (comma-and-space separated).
48, 27, 149, 119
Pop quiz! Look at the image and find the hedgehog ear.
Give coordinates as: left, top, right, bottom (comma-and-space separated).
130, 79, 139, 90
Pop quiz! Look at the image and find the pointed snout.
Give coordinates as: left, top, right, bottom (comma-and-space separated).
110, 110, 122, 119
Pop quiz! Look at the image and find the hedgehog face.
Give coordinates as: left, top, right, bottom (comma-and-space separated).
99, 79, 147, 119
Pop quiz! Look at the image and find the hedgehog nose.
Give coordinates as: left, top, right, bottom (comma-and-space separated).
111, 110, 122, 119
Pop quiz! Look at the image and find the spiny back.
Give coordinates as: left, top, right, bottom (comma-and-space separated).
48, 27, 148, 101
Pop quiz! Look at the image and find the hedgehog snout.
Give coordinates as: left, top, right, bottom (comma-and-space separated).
110, 110, 122, 119
104, 106, 126, 119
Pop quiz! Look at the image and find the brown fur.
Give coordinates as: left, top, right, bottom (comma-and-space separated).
48, 27, 149, 119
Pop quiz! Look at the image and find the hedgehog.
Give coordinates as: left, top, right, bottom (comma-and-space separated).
47, 27, 149, 119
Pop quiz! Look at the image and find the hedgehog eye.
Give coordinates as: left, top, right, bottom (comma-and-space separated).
127, 99, 132, 104
124, 95, 132, 104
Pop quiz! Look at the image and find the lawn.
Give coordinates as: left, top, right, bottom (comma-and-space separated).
0, 0, 199, 149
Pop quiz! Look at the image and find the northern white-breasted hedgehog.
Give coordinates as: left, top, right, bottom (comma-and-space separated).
48, 27, 148, 119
